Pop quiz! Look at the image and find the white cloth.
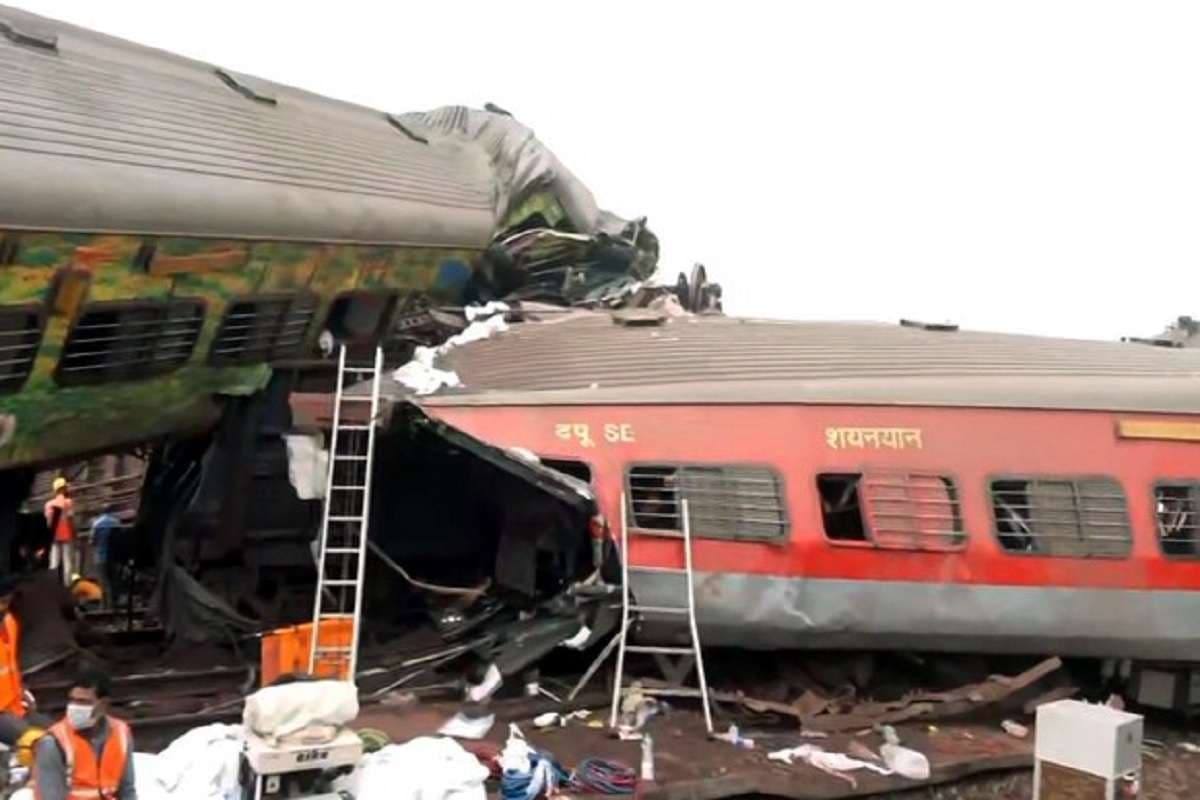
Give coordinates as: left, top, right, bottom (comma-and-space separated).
391, 309, 510, 396
242, 681, 358, 743
140, 723, 244, 800
333, 737, 488, 800
283, 433, 329, 500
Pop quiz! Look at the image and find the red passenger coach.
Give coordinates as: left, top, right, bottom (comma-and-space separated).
408, 313, 1200, 660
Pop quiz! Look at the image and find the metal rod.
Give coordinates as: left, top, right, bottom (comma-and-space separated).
609, 491, 631, 729
682, 498, 714, 735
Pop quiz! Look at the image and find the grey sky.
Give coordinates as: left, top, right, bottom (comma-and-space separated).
14, 1, 1199, 341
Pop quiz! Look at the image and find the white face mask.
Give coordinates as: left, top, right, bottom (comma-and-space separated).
66, 703, 96, 730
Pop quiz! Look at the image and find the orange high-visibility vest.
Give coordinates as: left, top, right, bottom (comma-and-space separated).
0, 613, 25, 717
38, 717, 131, 800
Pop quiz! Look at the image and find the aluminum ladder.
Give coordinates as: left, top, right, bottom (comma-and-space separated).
610, 495, 713, 734
309, 345, 383, 682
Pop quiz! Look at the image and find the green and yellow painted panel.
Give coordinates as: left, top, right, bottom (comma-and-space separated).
0, 230, 484, 470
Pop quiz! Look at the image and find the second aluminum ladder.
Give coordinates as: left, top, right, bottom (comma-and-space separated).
609, 495, 714, 734
309, 345, 383, 682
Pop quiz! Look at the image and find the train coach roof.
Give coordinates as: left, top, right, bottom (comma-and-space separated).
399, 312, 1200, 414
0, 5, 496, 246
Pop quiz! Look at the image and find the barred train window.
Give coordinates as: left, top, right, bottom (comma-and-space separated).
57, 301, 204, 386
990, 477, 1131, 558
626, 464, 788, 542
1155, 482, 1200, 557
818, 472, 966, 551
210, 294, 318, 365
0, 306, 43, 393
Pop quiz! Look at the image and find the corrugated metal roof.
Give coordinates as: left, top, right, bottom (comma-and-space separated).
391, 313, 1200, 414
0, 5, 495, 246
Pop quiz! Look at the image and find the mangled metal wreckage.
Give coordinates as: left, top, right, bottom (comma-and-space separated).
0, 2, 665, 578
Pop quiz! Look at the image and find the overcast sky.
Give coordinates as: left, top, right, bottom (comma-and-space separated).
14, 1, 1199, 341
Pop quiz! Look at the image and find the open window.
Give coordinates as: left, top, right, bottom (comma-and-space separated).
57, 300, 204, 385
1155, 482, 1200, 557
626, 464, 788, 542
323, 291, 397, 344
989, 477, 1131, 558
818, 472, 965, 551
0, 305, 43, 393
210, 294, 318, 366
541, 458, 592, 484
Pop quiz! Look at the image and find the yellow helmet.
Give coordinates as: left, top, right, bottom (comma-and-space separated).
52, 477, 67, 492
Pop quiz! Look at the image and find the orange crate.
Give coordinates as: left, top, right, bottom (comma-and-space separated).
260, 619, 354, 685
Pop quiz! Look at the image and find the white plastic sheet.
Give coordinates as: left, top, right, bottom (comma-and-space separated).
391, 306, 510, 396
243, 680, 358, 743
333, 737, 488, 800
283, 432, 328, 500
137, 723, 244, 800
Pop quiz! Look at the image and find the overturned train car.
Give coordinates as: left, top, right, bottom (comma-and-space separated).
0, 5, 657, 569
294, 312, 1200, 661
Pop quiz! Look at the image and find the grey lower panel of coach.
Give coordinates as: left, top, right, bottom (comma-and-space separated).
630, 573, 1200, 661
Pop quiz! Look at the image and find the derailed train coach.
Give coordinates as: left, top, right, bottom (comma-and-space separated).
292, 311, 1200, 663
0, 5, 658, 569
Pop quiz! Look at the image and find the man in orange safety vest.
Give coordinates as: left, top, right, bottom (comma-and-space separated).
34, 668, 135, 800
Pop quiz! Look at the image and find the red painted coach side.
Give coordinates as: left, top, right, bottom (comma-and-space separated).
423, 402, 1200, 592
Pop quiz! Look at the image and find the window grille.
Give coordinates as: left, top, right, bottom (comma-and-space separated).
57, 301, 203, 385
818, 472, 965, 551
990, 477, 1131, 558
0, 306, 42, 393
1155, 482, 1200, 557
626, 464, 788, 542
210, 295, 317, 365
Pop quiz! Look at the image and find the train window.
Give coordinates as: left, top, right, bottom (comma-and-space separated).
989, 477, 1131, 558
0, 306, 43, 394
324, 291, 397, 343
541, 458, 592, 483
818, 472, 965, 551
210, 294, 318, 366
1154, 483, 1200, 557
626, 464, 788, 542
57, 301, 204, 386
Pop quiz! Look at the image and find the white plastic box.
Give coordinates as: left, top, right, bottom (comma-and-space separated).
1034, 699, 1142, 800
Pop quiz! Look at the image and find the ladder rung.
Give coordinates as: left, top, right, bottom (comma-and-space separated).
323, 548, 361, 554
642, 687, 708, 698
330, 485, 366, 491
628, 565, 685, 574
625, 645, 694, 655
322, 580, 359, 587
629, 605, 688, 615
314, 646, 354, 653
338, 396, 374, 403
334, 455, 369, 461
328, 515, 365, 522
337, 425, 372, 431
317, 613, 356, 619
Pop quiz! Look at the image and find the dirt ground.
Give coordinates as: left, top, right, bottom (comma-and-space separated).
356, 698, 1200, 800
885, 719, 1200, 800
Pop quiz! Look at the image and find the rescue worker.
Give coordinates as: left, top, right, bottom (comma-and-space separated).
34, 668, 135, 800
88, 507, 121, 610
44, 478, 75, 586
0, 575, 48, 765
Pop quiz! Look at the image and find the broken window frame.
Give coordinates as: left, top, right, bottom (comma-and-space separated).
625, 462, 789, 543
55, 299, 205, 386
208, 292, 319, 366
322, 290, 399, 345
0, 303, 44, 394
540, 457, 593, 484
817, 471, 968, 552
987, 474, 1132, 559
1153, 480, 1200, 559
